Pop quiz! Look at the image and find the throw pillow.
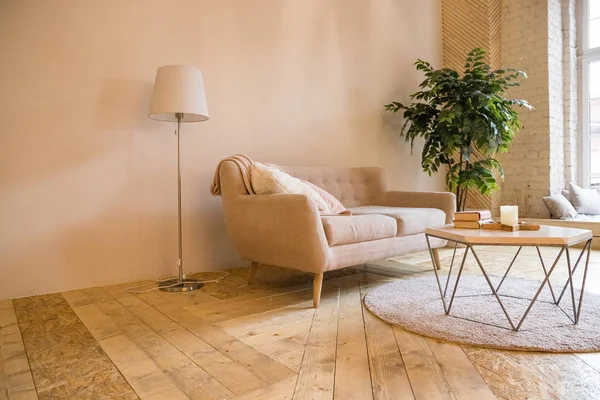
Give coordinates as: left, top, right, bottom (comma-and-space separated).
304, 181, 352, 216
568, 182, 600, 215
250, 162, 331, 213
542, 194, 577, 219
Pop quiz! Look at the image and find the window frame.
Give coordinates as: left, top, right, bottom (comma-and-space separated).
580, 0, 600, 188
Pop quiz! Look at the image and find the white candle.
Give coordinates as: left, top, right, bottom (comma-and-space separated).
500, 205, 519, 226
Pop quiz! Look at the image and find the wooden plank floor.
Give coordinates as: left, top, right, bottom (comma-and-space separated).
3, 246, 600, 399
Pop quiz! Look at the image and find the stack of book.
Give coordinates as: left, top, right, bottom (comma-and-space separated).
453, 210, 494, 229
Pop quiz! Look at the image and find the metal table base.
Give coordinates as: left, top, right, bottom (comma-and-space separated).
425, 235, 593, 331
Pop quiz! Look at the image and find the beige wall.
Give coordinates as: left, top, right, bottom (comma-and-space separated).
0, 0, 443, 299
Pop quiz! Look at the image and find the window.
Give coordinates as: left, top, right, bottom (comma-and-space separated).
589, 0, 600, 48
582, 0, 600, 188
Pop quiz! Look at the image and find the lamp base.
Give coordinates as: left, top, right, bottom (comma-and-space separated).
159, 277, 204, 292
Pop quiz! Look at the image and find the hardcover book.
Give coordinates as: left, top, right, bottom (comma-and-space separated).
454, 210, 492, 221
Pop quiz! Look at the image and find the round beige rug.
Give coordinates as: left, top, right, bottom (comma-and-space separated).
364, 275, 600, 352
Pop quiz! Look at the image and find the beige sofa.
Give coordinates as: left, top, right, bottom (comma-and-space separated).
217, 162, 455, 307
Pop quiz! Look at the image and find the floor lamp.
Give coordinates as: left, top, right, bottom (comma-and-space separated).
149, 65, 209, 292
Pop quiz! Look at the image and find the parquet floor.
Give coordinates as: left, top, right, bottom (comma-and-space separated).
3, 246, 600, 399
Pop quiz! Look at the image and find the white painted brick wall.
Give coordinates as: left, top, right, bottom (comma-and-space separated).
562, 0, 578, 185
548, 0, 565, 198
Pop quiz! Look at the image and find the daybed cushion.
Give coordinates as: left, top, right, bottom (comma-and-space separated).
321, 215, 397, 246
349, 206, 446, 236
568, 182, 600, 215
542, 193, 577, 219
570, 214, 600, 222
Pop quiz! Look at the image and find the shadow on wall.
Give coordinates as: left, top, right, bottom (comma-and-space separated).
0, 144, 242, 299
1, 78, 179, 298
2, 190, 173, 296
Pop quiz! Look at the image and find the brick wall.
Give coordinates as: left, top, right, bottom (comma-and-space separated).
500, 0, 578, 217
501, 0, 552, 216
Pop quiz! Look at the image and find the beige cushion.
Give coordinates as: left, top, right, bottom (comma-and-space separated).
321, 215, 397, 246
349, 206, 446, 236
250, 162, 331, 213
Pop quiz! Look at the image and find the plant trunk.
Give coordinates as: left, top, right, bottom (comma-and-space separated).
463, 160, 471, 211
456, 150, 464, 211
455, 186, 468, 212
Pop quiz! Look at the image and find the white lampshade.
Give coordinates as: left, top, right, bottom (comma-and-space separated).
149, 65, 209, 122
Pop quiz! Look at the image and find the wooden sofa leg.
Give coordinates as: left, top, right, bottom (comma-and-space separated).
432, 248, 441, 270
313, 272, 324, 308
248, 262, 259, 285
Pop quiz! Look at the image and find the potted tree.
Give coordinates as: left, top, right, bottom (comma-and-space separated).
385, 48, 532, 211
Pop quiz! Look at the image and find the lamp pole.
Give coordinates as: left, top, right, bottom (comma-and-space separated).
176, 113, 184, 283
158, 112, 203, 292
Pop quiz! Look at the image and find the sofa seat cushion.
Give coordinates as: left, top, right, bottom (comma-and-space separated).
349, 206, 446, 236
321, 215, 397, 246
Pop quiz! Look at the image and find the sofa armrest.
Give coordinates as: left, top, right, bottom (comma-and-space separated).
222, 194, 330, 273
382, 191, 456, 224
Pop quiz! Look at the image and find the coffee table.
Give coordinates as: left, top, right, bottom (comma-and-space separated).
425, 225, 593, 331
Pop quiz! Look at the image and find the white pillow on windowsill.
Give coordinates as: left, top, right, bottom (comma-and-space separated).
567, 182, 600, 215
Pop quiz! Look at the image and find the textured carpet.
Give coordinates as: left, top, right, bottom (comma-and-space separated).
364, 275, 600, 352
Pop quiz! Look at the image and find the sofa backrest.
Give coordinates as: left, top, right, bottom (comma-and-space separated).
281, 166, 387, 208
218, 161, 387, 208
